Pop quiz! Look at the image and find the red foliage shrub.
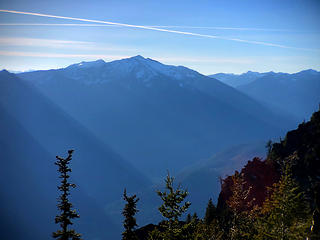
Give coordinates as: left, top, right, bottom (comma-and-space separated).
219, 157, 280, 211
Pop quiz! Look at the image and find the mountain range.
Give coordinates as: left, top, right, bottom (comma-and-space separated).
209, 71, 267, 87
210, 69, 320, 121
0, 70, 149, 239
18, 56, 295, 180
1, 55, 318, 239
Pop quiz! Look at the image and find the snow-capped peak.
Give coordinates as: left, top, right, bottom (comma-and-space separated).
111, 55, 201, 81
67, 59, 106, 69
58, 55, 203, 86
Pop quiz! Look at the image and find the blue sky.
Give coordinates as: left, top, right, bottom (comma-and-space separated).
0, 0, 319, 74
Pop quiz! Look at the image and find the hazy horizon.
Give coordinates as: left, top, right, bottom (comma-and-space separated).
1, 1, 319, 237
0, 0, 320, 74
3, 55, 320, 75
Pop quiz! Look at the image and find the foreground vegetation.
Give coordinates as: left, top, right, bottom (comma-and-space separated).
129, 110, 320, 240
53, 110, 320, 239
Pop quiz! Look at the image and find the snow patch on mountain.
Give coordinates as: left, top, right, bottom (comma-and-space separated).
60, 55, 203, 86
68, 59, 106, 69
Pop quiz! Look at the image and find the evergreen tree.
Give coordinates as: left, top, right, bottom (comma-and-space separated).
266, 140, 273, 155
157, 172, 191, 226
309, 208, 320, 240
155, 172, 191, 240
53, 150, 81, 240
185, 213, 192, 224
204, 198, 216, 225
255, 162, 311, 240
122, 189, 139, 240
192, 212, 199, 223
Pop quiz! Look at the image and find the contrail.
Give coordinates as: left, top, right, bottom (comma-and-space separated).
0, 23, 118, 26
0, 9, 316, 51
0, 23, 295, 32
1, 23, 315, 34
148, 26, 294, 32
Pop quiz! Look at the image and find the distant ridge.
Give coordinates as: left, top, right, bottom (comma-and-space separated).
0, 70, 151, 239
1, 56, 317, 237
209, 69, 319, 87
209, 71, 268, 87
18, 55, 296, 180
237, 69, 320, 121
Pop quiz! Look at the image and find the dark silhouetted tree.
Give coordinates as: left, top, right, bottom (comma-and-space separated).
309, 208, 320, 240
192, 212, 199, 224
122, 189, 139, 240
266, 140, 273, 155
185, 213, 192, 224
204, 198, 216, 225
53, 150, 81, 240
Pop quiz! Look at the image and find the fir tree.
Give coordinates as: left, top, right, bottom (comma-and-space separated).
309, 208, 320, 240
122, 189, 139, 240
266, 140, 273, 155
157, 172, 191, 226
256, 161, 311, 240
192, 212, 199, 223
53, 150, 81, 240
185, 213, 192, 224
204, 198, 216, 225
155, 172, 191, 240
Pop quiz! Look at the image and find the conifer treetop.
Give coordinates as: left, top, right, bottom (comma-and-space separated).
53, 149, 81, 240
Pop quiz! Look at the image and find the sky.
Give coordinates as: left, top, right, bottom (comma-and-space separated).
0, 0, 319, 74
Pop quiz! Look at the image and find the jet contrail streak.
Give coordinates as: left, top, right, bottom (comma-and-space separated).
148, 26, 293, 32
0, 23, 295, 32
0, 23, 117, 26
0, 9, 316, 51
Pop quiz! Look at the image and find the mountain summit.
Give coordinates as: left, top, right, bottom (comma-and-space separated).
209, 71, 267, 87
67, 59, 106, 69
59, 55, 201, 85
1, 56, 306, 238
18, 56, 297, 180
237, 69, 320, 120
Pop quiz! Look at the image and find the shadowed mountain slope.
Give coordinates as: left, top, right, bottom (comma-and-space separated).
105, 142, 266, 226
237, 69, 320, 121
0, 106, 124, 240
19, 56, 295, 180
0, 70, 151, 239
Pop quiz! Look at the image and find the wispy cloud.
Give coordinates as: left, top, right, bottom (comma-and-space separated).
0, 9, 318, 52
0, 37, 90, 48
0, 50, 130, 59
0, 37, 137, 52
155, 56, 253, 64
0, 50, 253, 64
